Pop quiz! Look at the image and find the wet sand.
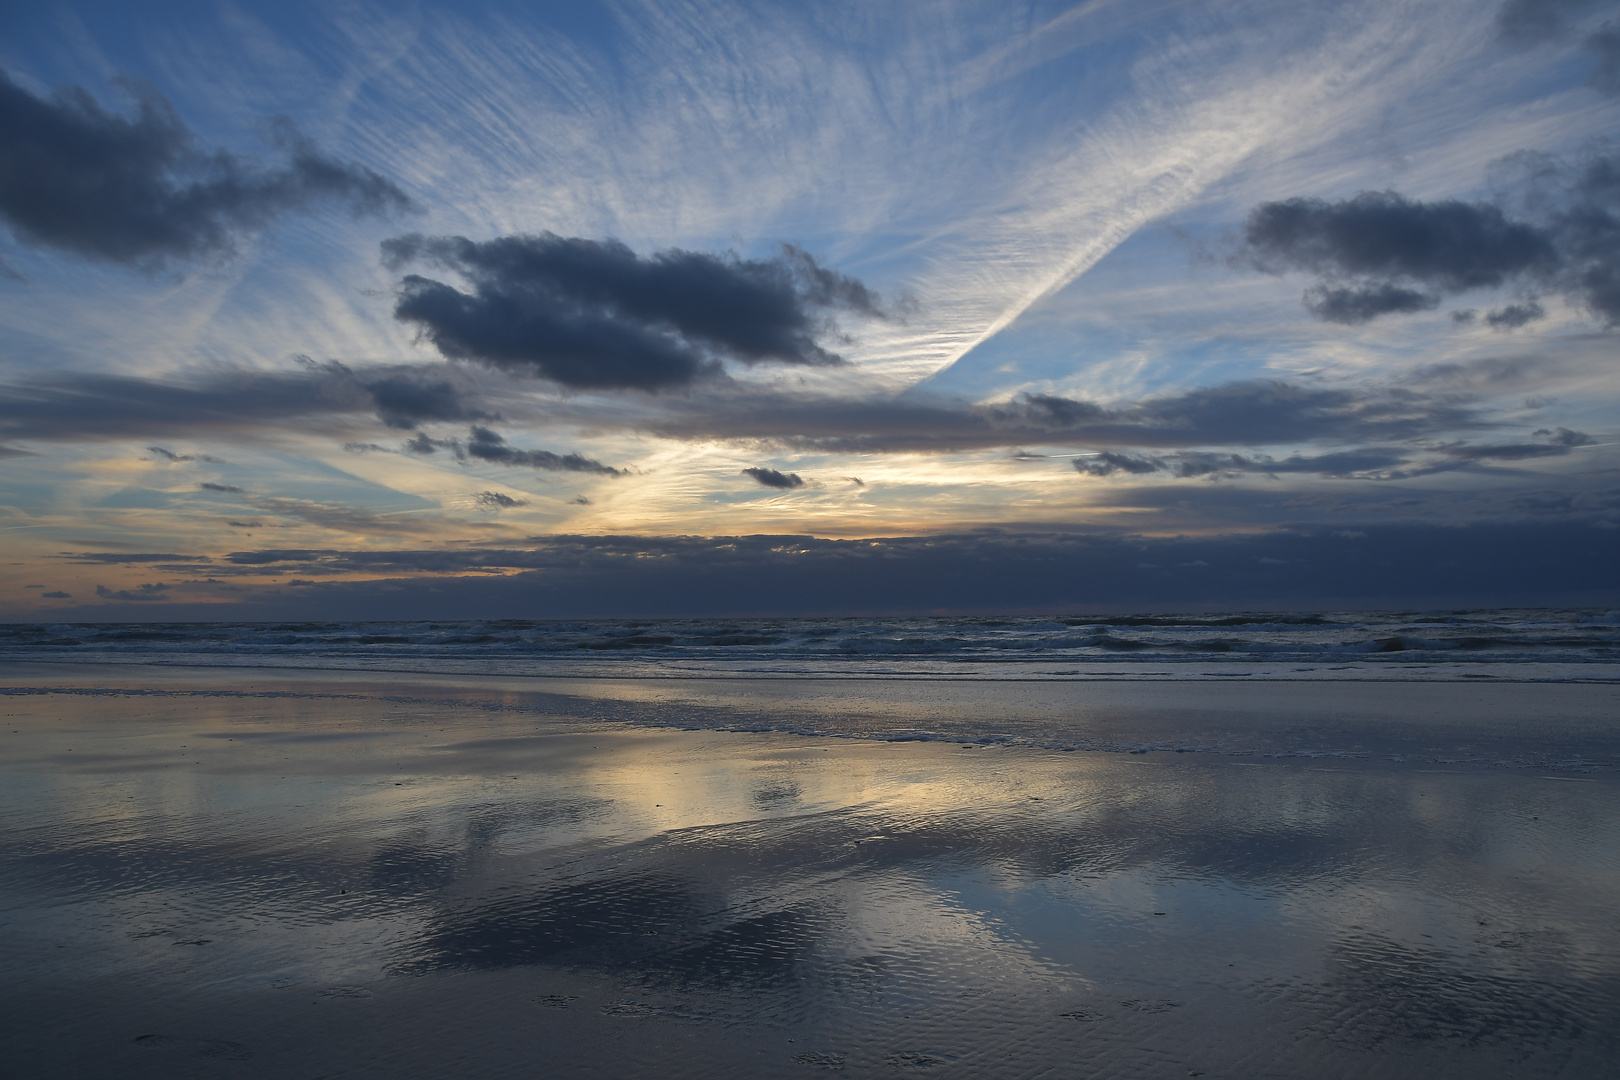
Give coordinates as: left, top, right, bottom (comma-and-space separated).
2, 664, 1617, 1077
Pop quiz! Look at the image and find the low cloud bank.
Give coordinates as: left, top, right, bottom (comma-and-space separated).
30, 522, 1620, 619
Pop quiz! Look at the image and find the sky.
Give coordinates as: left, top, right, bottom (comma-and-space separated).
1, 0, 1618, 619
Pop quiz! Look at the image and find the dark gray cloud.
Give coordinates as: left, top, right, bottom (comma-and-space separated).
93, 582, 172, 601
1077, 451, 1163, 476
742, 467, 805, 489
40, 591, 69, 599
383, 233, 885, 391
1237, 147, 1620, 324
1303, 283, 1439, 324
147, 444, 225, 463
473, 491, 526, 509
1239, 191, 1555, 317
0, 72, 413, 269
366, 375, 493, 430
1589, 23, 1620, 90
1495, 0, 1603, 43
1495, 0, 1620, 94
1485, 301, 1547, 328
404, 426, 622, 475
1240, 190, 1555, 289
199, 482, 244, 494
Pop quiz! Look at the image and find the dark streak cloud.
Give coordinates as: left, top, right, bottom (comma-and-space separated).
464, 426, 622, 475
631, 378, 1485, 455
473, 491, 526, 509
0, 359, 1575, 472
383, 233, 885, 391
93, 582, 172, 601
404, 426, 622, 475
0, 362, 494, 442
63, 552, 209, 563
0, 368, 363, 440
1076, 429, 1594, 480
1078, 447, 1416, 480
198, 482, 244, 494
1442, 426, 1595, 460
0, 72, 413, 269
742, 467, 805, 489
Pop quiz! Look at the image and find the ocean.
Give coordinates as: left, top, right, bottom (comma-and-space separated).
5, 606, 1619, 680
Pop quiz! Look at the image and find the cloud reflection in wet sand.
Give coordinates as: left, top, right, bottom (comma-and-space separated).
1, 674, 1617, 1077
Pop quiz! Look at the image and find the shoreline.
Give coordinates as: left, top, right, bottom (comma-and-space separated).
3, 660, 1616, 772
3, 672, 1616, 1078
4, 655, 1620, 684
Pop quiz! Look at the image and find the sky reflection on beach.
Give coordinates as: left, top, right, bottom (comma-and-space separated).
2, 671, 1617, 1077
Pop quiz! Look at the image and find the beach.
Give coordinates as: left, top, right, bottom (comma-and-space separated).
6, 0, 1619, 1071
3, 658, 1617, 1078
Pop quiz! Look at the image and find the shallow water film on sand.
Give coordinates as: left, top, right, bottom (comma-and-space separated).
2, 663, 1618, 1078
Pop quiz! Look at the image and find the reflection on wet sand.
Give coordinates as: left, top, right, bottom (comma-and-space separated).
2, 668, 1617, 1077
